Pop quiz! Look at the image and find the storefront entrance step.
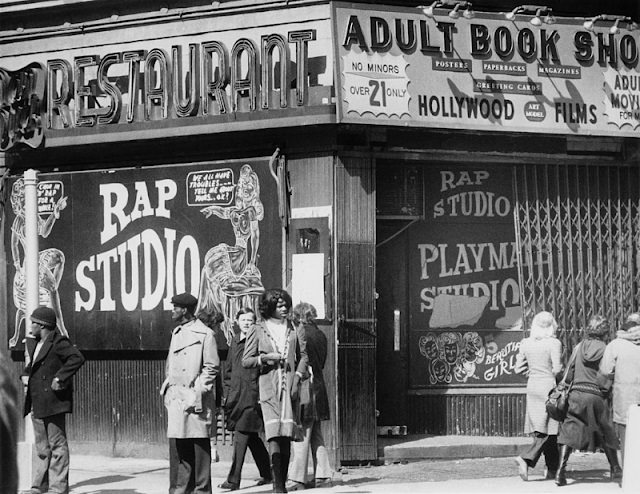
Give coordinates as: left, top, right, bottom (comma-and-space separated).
380, 435, 531, 461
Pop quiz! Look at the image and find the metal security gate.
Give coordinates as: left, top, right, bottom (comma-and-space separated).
514, 164, 640, 352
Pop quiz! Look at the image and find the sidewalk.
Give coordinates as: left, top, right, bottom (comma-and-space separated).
65, 449, 627, 494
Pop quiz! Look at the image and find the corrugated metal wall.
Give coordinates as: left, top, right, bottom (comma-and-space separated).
408, 394, 526, 436
335, 155, 377, 462
12, 358, 235, 447
68, 359, 166, 443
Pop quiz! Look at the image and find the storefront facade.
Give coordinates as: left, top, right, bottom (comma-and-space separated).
1, 0, 639, 464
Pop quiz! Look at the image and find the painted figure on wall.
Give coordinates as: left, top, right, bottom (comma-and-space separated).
197, 164, 265, 339
9, 179, 68, 347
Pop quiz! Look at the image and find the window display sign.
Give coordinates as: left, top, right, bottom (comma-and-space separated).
333, 3, 640, 137
402, 162, 524, 386
5, 158, 282, 350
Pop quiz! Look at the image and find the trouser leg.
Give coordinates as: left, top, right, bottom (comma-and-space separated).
520, 432, 547, 468
542, 434, 558, 473
193, 438, 212, 494
246, 432, 272, 481
31, 416, 50, 492
615, 423, 626, 467
227, 431, 250, 487
309, 421, 332, 481
555, 444, 572, 486
46, 414, 69, 494
174, 439, 195, 494
169, 438, 179, 494
289, 422, 312, 484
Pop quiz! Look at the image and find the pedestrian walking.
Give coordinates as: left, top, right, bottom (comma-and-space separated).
287, 302, 333, 491
0, 354, 19, 494
218, 308, 272, 491
514, 311, 562, 481
23, 306, 85, 494
161, 293, 219, 494
555, 315, 621, 486
599, 317, 640, 467
242, 288, 308, 493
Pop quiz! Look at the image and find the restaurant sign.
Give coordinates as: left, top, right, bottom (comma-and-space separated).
0, 13, 331, 150
333, 3, 640, 137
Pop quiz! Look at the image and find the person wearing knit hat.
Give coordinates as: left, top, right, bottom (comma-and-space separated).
601, 317, 640, 467
22, 306, 85, 494
161, 293, 219, 493
30, 306, 57, 328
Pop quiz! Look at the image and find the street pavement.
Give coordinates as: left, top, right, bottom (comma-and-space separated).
62, 451, 627, 494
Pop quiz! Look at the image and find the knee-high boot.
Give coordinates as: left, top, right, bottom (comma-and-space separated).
555, 445, 572, 486
604, 447, 622, 482
270, 451, 286, 493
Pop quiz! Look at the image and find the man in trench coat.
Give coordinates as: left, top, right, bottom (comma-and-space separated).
161, 293, 219, 494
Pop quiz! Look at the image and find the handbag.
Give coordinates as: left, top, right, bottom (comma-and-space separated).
545, 343, 580, 422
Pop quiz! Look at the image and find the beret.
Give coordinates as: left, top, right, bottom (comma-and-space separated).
31, 306, 56, 328
171, 293, 198, 308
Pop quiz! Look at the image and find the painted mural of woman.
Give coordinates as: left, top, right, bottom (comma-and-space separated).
9, 179, 68, 347
197, 164, 265, 338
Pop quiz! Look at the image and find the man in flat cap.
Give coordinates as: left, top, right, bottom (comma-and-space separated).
161, 293, 219, 494
22, 306, 85, 494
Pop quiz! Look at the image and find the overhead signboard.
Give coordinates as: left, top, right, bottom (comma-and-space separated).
0, 7, 334, 149
333, 3, 640, 137
5, 158, 282, 350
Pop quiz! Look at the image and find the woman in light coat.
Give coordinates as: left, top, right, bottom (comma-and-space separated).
600, 318, 640, 466
243, 289, 308, 493
514, 311, 562, 481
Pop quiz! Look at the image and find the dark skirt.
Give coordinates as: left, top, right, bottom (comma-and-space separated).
558, 389, 619, 451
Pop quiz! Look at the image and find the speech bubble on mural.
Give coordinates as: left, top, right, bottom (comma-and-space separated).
186, 168, 235, 206
37, 181, 64, 215
342, 52, 410, 117
602, 67, 640, 130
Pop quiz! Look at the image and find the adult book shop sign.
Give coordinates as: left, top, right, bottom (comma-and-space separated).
5, 159, 281, 350
405, 163, 524, 386
333, 2, 640, 137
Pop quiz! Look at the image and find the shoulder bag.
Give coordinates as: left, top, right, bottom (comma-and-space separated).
545, 343, 580, 422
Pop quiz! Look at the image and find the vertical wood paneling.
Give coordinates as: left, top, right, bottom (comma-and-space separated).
289, 155, 333, 209
335, 155, 377, 462
287, 155, 338, 467
407, 394, 525, 436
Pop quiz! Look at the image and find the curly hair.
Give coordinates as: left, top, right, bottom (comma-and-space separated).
586, 315, 609, 338
292, 302, 317, 325
258, 288, 292, 320
529, 311, 557, 339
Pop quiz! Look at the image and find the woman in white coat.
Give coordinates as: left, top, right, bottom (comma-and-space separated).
514, 311, 563, 481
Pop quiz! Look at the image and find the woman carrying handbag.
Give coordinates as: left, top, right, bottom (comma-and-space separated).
554, 315, 621, 486
514, 311, 563, 481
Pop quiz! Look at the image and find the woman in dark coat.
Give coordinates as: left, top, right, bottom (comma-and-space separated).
287, 303, 333, 490
219, 308, 271, 491
555, 315, 621, 486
